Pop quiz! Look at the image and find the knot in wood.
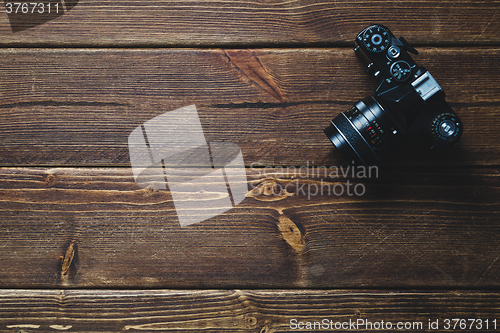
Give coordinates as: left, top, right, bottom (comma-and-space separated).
277, 215, 305, 251
247, 178, 293, 202
44, 174, 56, 187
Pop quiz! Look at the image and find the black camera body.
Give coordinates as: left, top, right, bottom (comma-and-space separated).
324, 24, 463, 166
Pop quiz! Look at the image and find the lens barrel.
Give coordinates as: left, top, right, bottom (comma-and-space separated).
324, 96, 401, 166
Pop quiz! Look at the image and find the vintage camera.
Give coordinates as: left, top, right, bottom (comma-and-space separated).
324, 24, 463, 166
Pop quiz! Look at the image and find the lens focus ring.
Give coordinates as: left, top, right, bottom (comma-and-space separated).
327, 112, 379, 166
324, 97, 402, 166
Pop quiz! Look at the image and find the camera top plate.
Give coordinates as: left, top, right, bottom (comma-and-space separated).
355, 24, 418, 86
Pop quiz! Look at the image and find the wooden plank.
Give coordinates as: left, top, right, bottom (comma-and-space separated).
0, 167, 498, 288
0, 0, 499, 46
0, 289, 499, 332
0, 48, 499, 167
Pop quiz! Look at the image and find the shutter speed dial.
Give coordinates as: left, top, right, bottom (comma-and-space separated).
362, 25, 391, 53
390, 60, 412, 82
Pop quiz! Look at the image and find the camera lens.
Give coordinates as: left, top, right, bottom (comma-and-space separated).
324, 97, 402, 166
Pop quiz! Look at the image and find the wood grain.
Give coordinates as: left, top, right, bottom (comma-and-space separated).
0, 48, 498, 167
1, 0, 499, 325
0, 0, 499, 46
0, 166, 498, 288
1, 289, 499, 332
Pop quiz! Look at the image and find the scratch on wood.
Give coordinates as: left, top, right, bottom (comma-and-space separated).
474, 6, 500, 43
475, 252, 500, 286
223, 49, 287, 102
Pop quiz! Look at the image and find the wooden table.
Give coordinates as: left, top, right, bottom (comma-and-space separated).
1, 1, 499, 331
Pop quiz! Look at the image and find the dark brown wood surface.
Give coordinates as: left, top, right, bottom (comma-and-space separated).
0, 0, 499, 46
1, 289, 499, 332
0, 48, 499, 167
0, 167, 499, 289
1, 0, 500, 330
